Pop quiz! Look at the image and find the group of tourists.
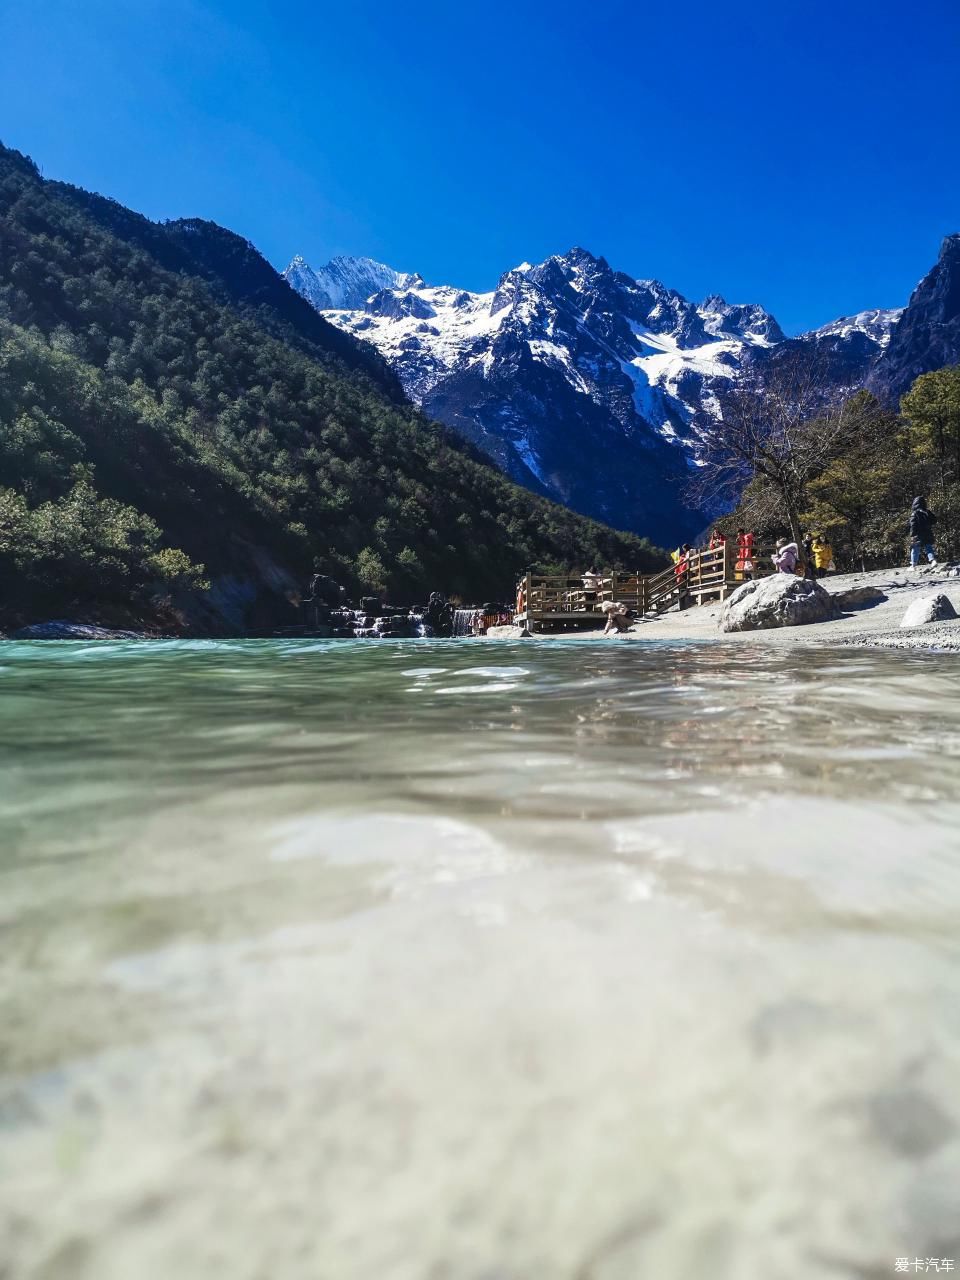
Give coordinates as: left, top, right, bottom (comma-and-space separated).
771, 496, 940, 575
672, 528, 759, 583
668, 496, 942, 581
766, 532, 835, 578
465, 604, 514, 636
549, 496, 944, 639
670, 527, 835, 581
799, 533, 835, 577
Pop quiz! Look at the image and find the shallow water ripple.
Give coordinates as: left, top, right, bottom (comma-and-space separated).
2, 637, 960, 1279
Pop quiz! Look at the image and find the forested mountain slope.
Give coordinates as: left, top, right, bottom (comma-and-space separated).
0, 143, 661, 632
48, 181, 405, 400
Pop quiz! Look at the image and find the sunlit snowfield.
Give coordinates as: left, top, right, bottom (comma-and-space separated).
2, 637, 960, 1280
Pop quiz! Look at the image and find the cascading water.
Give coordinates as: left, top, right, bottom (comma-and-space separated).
452, 608, 478, 638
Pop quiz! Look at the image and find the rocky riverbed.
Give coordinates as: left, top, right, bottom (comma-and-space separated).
4, 634, 960, 1280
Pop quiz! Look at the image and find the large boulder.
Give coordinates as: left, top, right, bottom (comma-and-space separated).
719, 575, 842, 632
900, 592, 959, 627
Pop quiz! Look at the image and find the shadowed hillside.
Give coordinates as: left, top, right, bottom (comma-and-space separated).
0, 143, 663, 632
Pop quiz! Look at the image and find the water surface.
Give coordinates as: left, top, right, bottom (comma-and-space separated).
2, 637, 960, 1279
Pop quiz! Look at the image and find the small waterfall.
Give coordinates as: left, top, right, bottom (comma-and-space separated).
452, 608, 477, 638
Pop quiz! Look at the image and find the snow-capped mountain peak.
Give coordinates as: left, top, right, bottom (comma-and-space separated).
283, 243, 909, 543
281, 254, 421, 312
697, 295, 785, 345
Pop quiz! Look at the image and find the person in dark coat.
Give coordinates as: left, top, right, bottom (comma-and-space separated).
909, 497, 937, 568
802, 531, 815, 578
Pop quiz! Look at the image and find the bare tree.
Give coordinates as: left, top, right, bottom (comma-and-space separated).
689, 349, 849, 545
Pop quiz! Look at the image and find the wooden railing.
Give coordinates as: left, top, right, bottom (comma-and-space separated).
600, 572, 650, 614
515, 544, 782, 630
516, 574, 631, 617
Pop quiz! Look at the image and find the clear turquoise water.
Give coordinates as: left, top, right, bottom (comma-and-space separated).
2, 638, 960, 1279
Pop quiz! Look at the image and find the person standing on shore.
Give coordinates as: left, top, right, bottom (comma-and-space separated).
773, 539, 799, 573
582, 566, 603, 607
674, 544, 692, 588
735, 528, 754, 581
812, 535, 834, 578
802, 531, 815, 577
909, 497, 938, 567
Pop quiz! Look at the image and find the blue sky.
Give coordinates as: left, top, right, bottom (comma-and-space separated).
2, 0, 958, 333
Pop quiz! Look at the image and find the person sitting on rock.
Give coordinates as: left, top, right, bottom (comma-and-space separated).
772, 539, 799, 574
909, 496, 938, 568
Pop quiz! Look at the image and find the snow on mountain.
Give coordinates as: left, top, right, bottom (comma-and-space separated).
623, 329, 747, 439
321, 250, 786, 450
284, 246, 903, 542
698, 296, 785, 345
310, 248, 794, 538
282, 254, 421, 312
333, 282, 506, 402
805, 308, 903, 348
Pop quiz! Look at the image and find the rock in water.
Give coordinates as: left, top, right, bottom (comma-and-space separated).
719, 576, 842, 632
485, 624, 530, 639
899, 593, 959, 627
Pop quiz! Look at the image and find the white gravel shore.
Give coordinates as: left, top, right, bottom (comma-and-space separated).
565, 565, 960, 651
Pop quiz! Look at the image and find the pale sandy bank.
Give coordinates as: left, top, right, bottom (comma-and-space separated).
544, 566, 960, 651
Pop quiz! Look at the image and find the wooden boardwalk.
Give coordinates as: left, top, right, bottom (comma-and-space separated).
515, 545, 777, 633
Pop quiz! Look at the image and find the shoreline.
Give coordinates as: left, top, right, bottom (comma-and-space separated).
533, 566, 960, 652
6, 567, 960, 652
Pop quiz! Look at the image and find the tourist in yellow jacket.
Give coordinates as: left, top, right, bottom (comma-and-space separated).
812, 536, 833, 578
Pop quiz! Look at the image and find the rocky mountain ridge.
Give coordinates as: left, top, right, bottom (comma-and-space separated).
867, 233, 960, 402
284, 244, 933, 540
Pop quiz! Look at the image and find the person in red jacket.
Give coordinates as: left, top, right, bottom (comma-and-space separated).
735, 528, 754, 580
674, 543, 692, 587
